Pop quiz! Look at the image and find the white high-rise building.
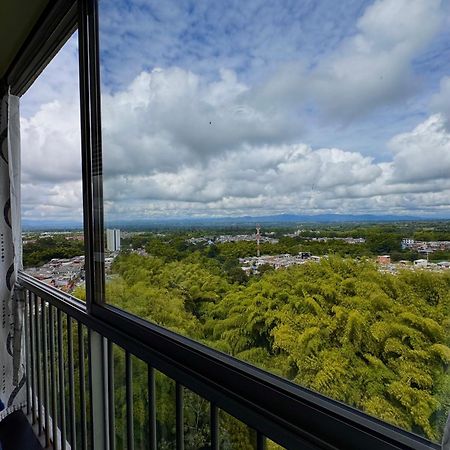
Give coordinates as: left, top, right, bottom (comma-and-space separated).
401, 238, 414, 250
106, 228, 121, 252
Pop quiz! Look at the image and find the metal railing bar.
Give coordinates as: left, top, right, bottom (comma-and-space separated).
34, 294, 42, 435
21, 272, 86, 315
148, 365, 156, 450
57, 310, 67, 450
107, 340, 115, 450
67, 316, 77, 450
49, 304, 58, 449
176, 382, 184, 450
78, 322, 88, 450
92, 303, 439, 450
86, 305, 336, 450
87, 329, 108, 450
24, 291, 31, 417
87, 329, 93, 450
19, 274, 440, 450
257, 432, 266, 450
21, 275, 316, 448
42, 300, 50, 447
28, 292, 36, 424
125, 351, 134, 450
210, 404, 219, 450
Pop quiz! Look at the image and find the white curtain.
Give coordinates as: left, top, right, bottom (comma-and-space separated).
0, 90, 25, 420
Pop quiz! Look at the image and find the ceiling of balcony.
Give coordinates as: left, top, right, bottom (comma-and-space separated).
0, 0, 50, 80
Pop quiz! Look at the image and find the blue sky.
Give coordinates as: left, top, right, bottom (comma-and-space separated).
20, 0, 450, 220
99, 0, 367, 89
97, 0, 450, 158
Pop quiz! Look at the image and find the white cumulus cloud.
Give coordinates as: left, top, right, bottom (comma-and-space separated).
19, 0, 450, 221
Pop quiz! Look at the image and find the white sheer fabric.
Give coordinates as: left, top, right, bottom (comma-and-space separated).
0, 91, 25, 420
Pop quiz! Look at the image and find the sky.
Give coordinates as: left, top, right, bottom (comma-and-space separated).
20, 0, 450, 222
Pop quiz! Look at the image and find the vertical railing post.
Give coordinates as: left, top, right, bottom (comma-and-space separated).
78, 324, 88, 450
210, 403, 219, 450
89, 330, 107, 450
24, 291, 31, 417
125, 351, 134, 450
67, 316, 77, 450
49, 305, 58, 448
107, 340, 115, 450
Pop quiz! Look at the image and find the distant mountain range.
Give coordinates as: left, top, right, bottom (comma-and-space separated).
22, 213, 450, 231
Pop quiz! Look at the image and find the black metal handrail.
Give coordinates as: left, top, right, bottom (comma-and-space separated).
19, 271, 440, 450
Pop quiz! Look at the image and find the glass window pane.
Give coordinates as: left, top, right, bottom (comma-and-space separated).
98, 0, 450, 442
21, 32, 86, 300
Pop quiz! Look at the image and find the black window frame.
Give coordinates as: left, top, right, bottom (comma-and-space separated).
4, 0, 443, 448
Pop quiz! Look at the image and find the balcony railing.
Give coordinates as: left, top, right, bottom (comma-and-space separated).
19, 271, 441, 450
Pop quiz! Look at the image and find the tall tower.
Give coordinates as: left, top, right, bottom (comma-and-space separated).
256, 225, 261, 257
106, 228, 121, 252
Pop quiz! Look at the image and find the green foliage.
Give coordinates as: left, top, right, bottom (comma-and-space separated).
106, 252, 450, 442
23, 236, 84, 267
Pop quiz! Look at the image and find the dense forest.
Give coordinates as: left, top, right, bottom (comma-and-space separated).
79, 251, 450, 445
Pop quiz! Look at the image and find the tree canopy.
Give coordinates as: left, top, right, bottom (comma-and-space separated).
103, 253, 450, 442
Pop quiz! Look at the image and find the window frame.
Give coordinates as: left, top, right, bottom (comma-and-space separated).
83, 1, 444, 446
5, 0, 444, 448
